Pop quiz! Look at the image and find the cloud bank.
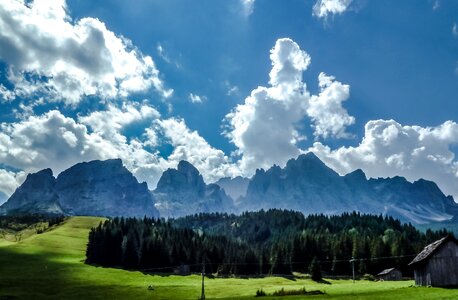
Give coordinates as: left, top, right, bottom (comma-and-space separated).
0, 0, 172, 105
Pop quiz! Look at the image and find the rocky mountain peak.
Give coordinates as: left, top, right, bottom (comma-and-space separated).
344, 169, 367, 181
156, 161, 205, 195
0, 168, 61, 215
153, 160, 234, 218
285, 152, 339, 179
1, 159, 158, 218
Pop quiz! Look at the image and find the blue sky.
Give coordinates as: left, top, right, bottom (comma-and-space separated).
0, 0, 458, 202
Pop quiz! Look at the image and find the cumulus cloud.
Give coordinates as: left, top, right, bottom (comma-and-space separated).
157, 118, 239, 182
188, 93, 206, 104
0, 110, 119, 172
313, 0, 353, 18
307, 72, 355, 139
0, 0, 172, 105
240, 0, 255, 16
0, 169, 25, 198
79, 102, 160, 144
310, 119, 458, 199
225, 38, 354, 173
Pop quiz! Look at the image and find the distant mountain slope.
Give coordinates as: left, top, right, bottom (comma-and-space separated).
214, 176, 250, 202
0, 159, 158, 218
153, 161, 234, 218
0, 169, 63, 215
241, 153, 458, 224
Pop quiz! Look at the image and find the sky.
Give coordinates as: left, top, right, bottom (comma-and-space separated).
0, 0, 458, 203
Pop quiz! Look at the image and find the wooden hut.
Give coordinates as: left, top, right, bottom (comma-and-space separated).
408, 236, 458, 287
377, 268, 402, 281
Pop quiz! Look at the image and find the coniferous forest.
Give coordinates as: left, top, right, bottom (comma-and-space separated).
86, 210, 449, 276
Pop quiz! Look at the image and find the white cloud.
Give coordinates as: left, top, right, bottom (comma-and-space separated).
225, 38, 354, 174
79, 102, 160, 144
0, 0, 172, 105
188, 93, 206, 104
307, 72, 355, 139
0, 169, 25, 198
157, 118, 240, 182
310, 119, 458, 199
313, 0, 353, 18
227, 86, 240, 96
0, 84, 15, 102
156, 43, 171, 64
240, 0, 255, 17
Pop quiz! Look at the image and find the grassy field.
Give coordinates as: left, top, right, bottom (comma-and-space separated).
0, 217, 458, 299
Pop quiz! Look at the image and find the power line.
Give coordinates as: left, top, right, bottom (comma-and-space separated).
137, 253, 419, 271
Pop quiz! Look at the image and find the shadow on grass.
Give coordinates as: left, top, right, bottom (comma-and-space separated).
0, 247, 172, 300
314, 278, 332, 285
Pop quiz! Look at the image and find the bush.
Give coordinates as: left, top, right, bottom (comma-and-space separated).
273, 287, 325, 296
255, 288, 266, 297
362, 273, 375, 281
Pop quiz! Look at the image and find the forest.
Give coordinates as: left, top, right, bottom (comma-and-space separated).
86, 210, 450, 276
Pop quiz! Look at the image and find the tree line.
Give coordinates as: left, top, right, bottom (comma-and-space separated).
86, 210, 450, 276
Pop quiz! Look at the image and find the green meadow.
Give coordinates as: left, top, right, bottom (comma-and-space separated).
1, 216, 458, 299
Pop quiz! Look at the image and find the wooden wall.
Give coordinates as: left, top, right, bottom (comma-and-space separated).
414, 241, 458, 287
380, 269, 402, 281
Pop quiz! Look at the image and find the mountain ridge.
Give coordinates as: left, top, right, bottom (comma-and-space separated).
1, 154, 457, 225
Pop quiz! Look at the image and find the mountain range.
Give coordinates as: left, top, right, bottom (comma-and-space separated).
1, 153, 457, 225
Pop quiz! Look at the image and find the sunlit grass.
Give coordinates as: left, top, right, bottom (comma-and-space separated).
0, 216, 457, 299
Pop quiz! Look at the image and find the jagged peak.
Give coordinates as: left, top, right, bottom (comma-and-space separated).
177, 160, 200, 174
285, 152, 339, 178
255, 168, 266, 175
27, 168, 54, 179
344, 169, 367, 181
287, 152, 326, 167
413, 178, 443, 193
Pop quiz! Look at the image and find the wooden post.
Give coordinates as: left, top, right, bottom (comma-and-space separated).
350, 257, 355, 284
200, 257, 205, 300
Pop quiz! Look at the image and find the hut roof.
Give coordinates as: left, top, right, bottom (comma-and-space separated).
409, 236, 458, 266
377, 268, 398, 276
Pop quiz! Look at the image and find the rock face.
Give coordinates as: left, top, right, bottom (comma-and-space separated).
215, 176, 250, 203
0, 159, 158, 217
0, 169, 62, 215
153, 161, 234, 218
240, 153, 458, 224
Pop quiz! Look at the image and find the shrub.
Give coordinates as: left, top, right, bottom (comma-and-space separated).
255, 288, 266, 297
362, 273, 375, 281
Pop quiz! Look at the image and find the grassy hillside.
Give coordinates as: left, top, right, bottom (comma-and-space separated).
0, 216, 457, 299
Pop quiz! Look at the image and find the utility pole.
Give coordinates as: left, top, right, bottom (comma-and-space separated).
200, 256, 205, 300
350, 257, 355, 284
